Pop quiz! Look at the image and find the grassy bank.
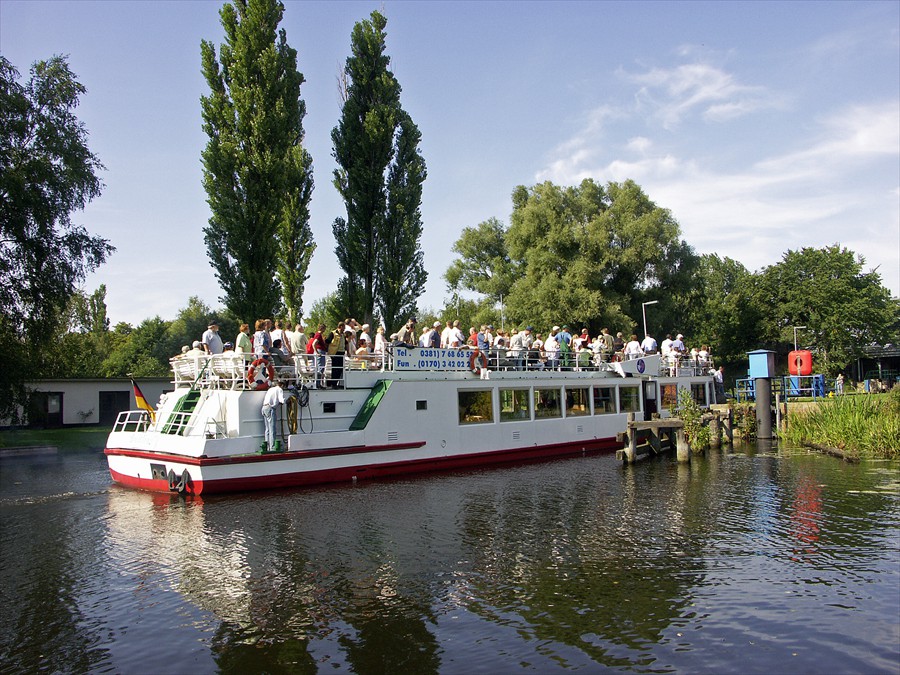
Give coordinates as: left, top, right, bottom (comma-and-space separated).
783, 389, 900, 459
0, 427, 111, 452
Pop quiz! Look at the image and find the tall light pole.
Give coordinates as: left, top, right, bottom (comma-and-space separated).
642, 300, 659, 338
792, 325, 806, 352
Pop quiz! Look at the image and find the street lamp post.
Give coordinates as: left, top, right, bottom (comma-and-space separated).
792, 325, 806, 352
642, 300, 659, 338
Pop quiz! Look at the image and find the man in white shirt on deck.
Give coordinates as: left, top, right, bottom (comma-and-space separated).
641, 333, 658, 354
545, 327, 560, 370
448, 320, 465, 348
440, 321, 453, 348
358, 324, 372, 352
660, 334, 674, 357
201, 322, 224, 354
290, 323, 308, 355
261, 381, 287, 452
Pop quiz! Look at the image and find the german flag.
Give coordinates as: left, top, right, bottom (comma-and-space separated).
131, 378, 156, 423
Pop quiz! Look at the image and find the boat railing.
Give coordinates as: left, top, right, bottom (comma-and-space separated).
167, 348, 713, 389
171, 353, 350, 390
113, 409, 152, 433
204, 417, 228, 439
656, 355, 716, 377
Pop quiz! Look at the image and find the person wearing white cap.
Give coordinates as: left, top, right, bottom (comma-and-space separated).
672, 333, 686, 354
182, 340, 202, 356
419, 321, 441, 348
545, 326, 561, 370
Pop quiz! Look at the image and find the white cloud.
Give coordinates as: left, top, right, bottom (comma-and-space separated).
625, 61, 778, 129
626, 136, 652, 154
757, 102, 900, 175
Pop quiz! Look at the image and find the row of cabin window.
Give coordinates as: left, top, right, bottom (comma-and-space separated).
457, 383, 710, 425
458, 385, 640, 425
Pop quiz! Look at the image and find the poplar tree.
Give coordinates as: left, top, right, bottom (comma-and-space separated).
201, 0, 314, 324
332, 10, 427, 329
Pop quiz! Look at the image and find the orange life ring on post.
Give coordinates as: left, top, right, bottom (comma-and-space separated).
469, 349, 488, 374
247, 358, 275, 385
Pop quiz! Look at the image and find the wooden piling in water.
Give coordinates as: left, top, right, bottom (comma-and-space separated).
709, 415, 721, 449
649, 427, 662, 454
618, 408, 737, 464
626, 413, 637, 463
675, 428, 690, 462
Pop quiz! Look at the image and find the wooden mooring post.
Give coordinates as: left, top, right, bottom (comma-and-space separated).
617, 416, 686, 464
617, 409, 732, 464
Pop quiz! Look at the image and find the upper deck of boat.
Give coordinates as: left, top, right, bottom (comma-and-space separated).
170, 347, 715, 392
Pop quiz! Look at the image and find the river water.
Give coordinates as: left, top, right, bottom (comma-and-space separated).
1, 444, 898, 674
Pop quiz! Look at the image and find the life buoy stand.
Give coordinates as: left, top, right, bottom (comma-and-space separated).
247, 358, 275, 386
788, 350, 812, 376
470, 349, 488, 374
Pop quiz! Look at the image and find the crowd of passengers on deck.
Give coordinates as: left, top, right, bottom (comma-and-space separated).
172, 315, 716, 389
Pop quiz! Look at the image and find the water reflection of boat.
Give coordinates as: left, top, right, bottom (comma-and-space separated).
105, 349, 715, 494
102, 462, 703, 673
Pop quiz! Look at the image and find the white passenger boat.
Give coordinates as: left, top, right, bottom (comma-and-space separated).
105, 348, 716, 495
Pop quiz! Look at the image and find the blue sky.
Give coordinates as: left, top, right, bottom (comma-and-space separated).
2, 0, 898, 327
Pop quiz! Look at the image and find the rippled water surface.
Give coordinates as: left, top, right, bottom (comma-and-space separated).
1, 445, 898, 674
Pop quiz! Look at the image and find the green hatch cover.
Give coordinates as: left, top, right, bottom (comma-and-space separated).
349, 380, 391, 431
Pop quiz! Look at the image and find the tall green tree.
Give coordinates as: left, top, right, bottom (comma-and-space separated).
201, 0, 315, 325
0, 55, 113, 417
447, 179, 696, 334
377, 112, 427, 330
42, 285, 112, 379
754, 245, 897, 374
332, 10, 427, 328
444, 217, 514, 304
675, 254, 763, 365
101, 317, 172, 378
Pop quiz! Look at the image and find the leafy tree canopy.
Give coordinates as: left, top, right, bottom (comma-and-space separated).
0, 55, 113, 416
754, 245, 898, 374
447, 179, 697, 335
675, 254, 763, 366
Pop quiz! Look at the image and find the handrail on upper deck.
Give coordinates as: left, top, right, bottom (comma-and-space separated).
168, 347, 713, 389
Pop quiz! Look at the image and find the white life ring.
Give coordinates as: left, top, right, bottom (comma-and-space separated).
247, 358, 275, 385
469, 349, 488, 373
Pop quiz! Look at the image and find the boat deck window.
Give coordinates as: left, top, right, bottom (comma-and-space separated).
458, 390, 493, 424
691, 383, 708, 406
660, 384, 678, 410
565, 387, 590, 417
593, 386, 615, 414
416, 400, 427, 411
323, 402, 336, 414
500, 388, 531, 422
534, 388, 562, 419
619, 387, 641, 413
